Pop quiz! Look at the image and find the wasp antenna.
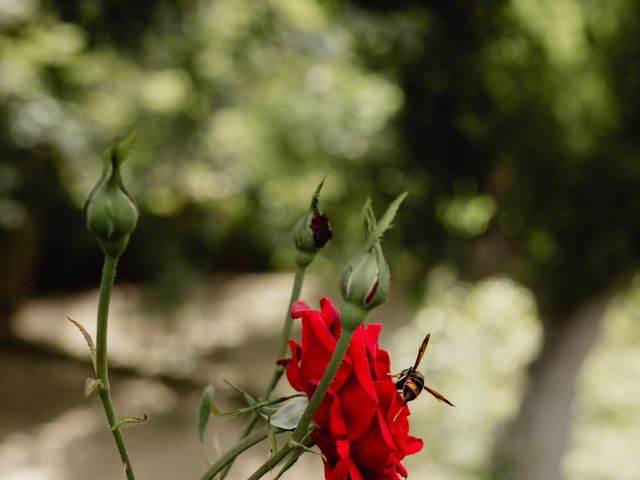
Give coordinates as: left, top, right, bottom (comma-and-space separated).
392, 404, 407, 422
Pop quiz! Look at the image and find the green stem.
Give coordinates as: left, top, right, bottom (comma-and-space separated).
272, 436, 316, 480
246, 442, 295, 480
278, 265, 306, 359
199, 427, 286, 480
218, 265, 306, 479
95, 254, 136, 480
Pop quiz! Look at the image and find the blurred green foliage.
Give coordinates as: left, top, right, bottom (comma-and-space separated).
1, 0, 639, 318
353, 0, 640, 318
0, 0, 406, 306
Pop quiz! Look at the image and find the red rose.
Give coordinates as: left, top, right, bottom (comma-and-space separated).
286, 298, 423, 479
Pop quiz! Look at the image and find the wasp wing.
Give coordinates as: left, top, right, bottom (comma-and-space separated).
424, 385, 455, 407
412, 333, 431, 370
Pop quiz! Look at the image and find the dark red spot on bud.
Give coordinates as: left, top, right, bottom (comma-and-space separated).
311, 213, 332, 249
364, 280, 379, 306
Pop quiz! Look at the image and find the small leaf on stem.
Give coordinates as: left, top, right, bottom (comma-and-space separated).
109, 414, 148, 431
84, 377, 102, 398
270, 397, 309, 431
362, 192, 408, 250
210, 394, 304, 418
198, 385, 215, 444
67, 316, 97, 372
223, 379, 257, 406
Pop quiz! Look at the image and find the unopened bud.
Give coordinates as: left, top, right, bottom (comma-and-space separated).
292, 179, 332, 267
85, 133, 139, 257
338, 193, 407, 327
339, 242, 390, 314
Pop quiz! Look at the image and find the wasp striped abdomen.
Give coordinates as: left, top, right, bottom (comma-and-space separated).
396, 368, 425, 403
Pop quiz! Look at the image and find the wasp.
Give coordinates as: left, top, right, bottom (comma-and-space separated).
394, 333, 454, 407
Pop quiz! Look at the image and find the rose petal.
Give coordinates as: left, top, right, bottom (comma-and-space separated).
347, 461, 365, 480
396, 461, 408, 478
335, 371, 377, 439
290, 300, 311, 319
348, 327, 379, 402
328, 392, 348, 437
329, 440, 351, 480
335, 327, 378, 438
320, 297, 342, 339
299, 310, 338, 385
364, 323, 382, 360
404, 435, 424, 455
350, 410, 396, 476
285, 340, 303, 391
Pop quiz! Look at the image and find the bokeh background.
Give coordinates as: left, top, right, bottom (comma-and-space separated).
1, 0, 640, 479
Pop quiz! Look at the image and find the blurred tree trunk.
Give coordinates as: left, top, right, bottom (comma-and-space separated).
0, 218, 37, 340
0, 153, 86, 341
491, 292, 613, 480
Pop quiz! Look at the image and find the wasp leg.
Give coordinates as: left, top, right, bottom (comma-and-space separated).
392, 404, 407, 422
424, 385, 455, 407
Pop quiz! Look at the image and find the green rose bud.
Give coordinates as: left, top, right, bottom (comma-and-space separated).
338, 193, 407, 328
339, 241, 390, 313
85, 133, 139, 257
291, 178, 332, 267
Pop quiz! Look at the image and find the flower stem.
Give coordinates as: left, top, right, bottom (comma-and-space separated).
244, 438, 314, 480
246, 442, 295, 480
218, 264, 306, 479
199, 427, 285, 480
95, 254, 136, 480
278, 264, 306, 359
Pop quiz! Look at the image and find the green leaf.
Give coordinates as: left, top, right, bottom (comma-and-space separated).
209, 401, 264, 418
223, 379, 257, 406
270, 397, 309, 431
310, 175, 327, 211
110, 414, 148, 431
209, 402, 247, 418
84, 377, 102, 398
113, 130, 138, 167
361, 197, 376, 236
210, 393, 304, 419
198, 385, 215, 444
362, 192, 409, 251
67, 316, 97, 373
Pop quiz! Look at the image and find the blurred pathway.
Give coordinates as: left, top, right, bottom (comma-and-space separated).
1, 273, 338, 480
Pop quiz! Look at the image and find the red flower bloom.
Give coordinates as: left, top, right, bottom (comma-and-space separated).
286, 298, 423, 479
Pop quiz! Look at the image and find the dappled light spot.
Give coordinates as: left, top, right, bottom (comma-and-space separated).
437, 194, 497, 239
